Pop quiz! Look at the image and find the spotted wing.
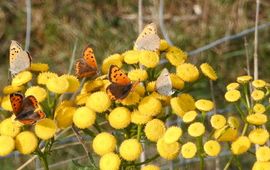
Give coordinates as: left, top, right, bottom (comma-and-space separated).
106, 83, 133, 100
75, 58, 97, 78
10, 93, 24, 115
10, 50, 31, 75
108, 65, 131, 85
156, 68, 173, 96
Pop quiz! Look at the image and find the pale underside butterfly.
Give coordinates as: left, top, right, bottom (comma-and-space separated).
156, 68, 174, 96
134, 23, 160, 51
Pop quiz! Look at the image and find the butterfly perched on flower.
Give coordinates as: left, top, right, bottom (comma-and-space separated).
9, 93, 46, 125
75, 46, 98, 78
156, 68, 174, 96
106, 65, 139, 100
9, 40, 32, 76
134, 23, 160, 51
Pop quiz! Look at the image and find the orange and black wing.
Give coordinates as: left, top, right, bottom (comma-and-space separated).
108, 65, 131, 85
106, 83, 133, 100
75, 58, 97, 78
10, 93, 24, 115
83, 46, 97, 69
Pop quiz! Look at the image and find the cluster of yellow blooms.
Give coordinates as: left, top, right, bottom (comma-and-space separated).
0, 37, 269, 170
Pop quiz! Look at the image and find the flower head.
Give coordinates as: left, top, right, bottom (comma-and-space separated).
30, 63, 49, 72
253, 103, 266, 114
176, 63, 199, 82
73, 107, 96, 129
75, 93, 89, 106
144, 119, 166, 142
109, 107, 131, 129
142, 164, 160, 170
134, 84, 145, 96
231, 136, 251, 155
86, 91, 111, 113
55, 106, 76, 129
188, 122, 205, 137
15, 131, 38, 154
159, 39, 169, 51
138, 96, 162, 116
139, 50, 159, 68
131, 110, 152, 125
0, 135, 15, 156
60, 75, 80, 93
252, 79, 266, 88
102, 54, 123, 74
0, 117, 21, 137
253, 161, 270, 170
246, 113, 267, 125
200, 63, 217, 81
37, 72, 58, 85
225, 90, 241, 102
164, 126, 182, 144
214, 126, 238, 142
120, 92, 140, 106
119, 139, 142, 161
226, 82, 240, 91
157, 138, 180, 160
170, 74, 184, 90
99, 152, 121, 170
93, 132, 116, 156
46, 77, 69, 94
183, 111, 197, 123
165, 46, 187, 66
146, 81, 156, 92
210, 114, 226, 129
123, 50, 140, 64
25, 86, 47, 102
228, 116, 240, 129
195, 99, 214, 112
34, 118, 57, 140
1, 95, 13, 111
170, 93, 195, 117
237, 75, 252, 84
12, 71, 32, 86
128, 69, 148, 81
3, 85, 24, 95
248, 128, 269, 145
251, 89, 265, 101
256, 146, 270, 162
181, 142, 197, 159
204, 140, 221, 157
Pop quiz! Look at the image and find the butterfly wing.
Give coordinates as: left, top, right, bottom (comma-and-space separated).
156, 68, 174, 96
108, 65, 131, 85
10, 93, 24, 115
9, 40, 23, 66
10, 51, 31, 75
75, 58, 97, 78
106, 83, 133, 100
83, 46, 97, 69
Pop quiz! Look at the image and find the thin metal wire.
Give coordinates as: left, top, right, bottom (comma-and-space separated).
159, 0, 173, 45
25, 0, 31, 51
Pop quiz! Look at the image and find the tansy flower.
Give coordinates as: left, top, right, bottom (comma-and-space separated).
128, 69, 148, 81
12, 71, 32, 86
123, 50, 140, 64
225, 90, 241, 102
252, 161, 270, 170
253, 103, 266, 114
34, 118, 57, 140
1, 95, 13, 111
55, 106, 76, 128
200, 63, 218, 81
92, 132, 116, 156
139, 50, 159, 68
86, 91, 111, 113
75, 93, 89, 106
30, 63, 49, 72
131, 110, 152, 125
181, 142, 197, 159
248, 128, 269, 145
3, 85, 24, 95
170, 93, 195, 117
188, 122, 205, 137
0, 117, 21, 137
170, 74, 184, 90
25, 86, 47, 102
164, 126, 182, 144
231, 136, 251, 155
146, 81, 156, 92
210, 114, 226, 129
138, 96, 162, 116
60, 75, 80, 93
109, 107, 131, 129
99, 152, 121, 170
102, 54, 123, 74
81, 79, 104, 94
195, 99, 214, 112
256, 146, 270, 162
228, 116, 240, 129
73, 107, 96, 129
144, 119, 166, 142
157, 137, 180, 160
0, 135, 15, 156
252, 79, 266, 88
54, 100, 74, 118
237, 75, 253, 84
119, 139, 142, 161
251, 89, 265, 101
134, 84, 145, 96
246, 113, 267, 125
204, 140, 221, 157
142, 164, 160, 170
165, 46, 187, 66
176, 63, 199, 82
226, 82, 240, 91
214, 126, 238, 142
46, 77, 69, 94
183, 111, 197, 123
159, 39, 169, 51
150, 92, 170, 104
120, 92, 140, 106
37, 72, 58, 85
15, 131, 38, 154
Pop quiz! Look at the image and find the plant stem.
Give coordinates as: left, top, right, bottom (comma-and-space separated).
241, 123, 249, 136
134, 154, 159, 166
234, 104, 246, 122
137, 124, 142, 141
224, 156, 233, 170
196, 136, 204, 170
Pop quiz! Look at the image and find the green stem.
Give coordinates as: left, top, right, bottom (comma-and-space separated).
136, 125, 142, 141
93, 122, 102, 133
36, 149, 49, 170
234, 104, 246, 121
201, 111, 206, 123
243, 84, 251, 109
134, 154, 159, 166
196, 136, 204, 170
241, 123, 249, 136
224, 156, 233, 170
82, 128, 96, 138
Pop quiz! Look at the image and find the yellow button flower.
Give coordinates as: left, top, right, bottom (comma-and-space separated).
248, 128, 269, 145
228, 116, 240, 129
102, 54, 123, 74
0, 135, 15, 156
81, 79, 104, 94
226, 82, 240, 91
183, 111, 197, 123
34, 118, 57, 140
128, 69, 148, 81
237, 75, 253, 84
75, 93, 89, 106
252, 161, 270, 170
200, 63, 218, 81
54, 100, 74, 118
144, 119, 166, 142
159, 39, 169, 51
253, 103, 266, 114
188, 122, 205, 137
134, 84, 145, 96
246, 113, 267, 125
195, 99, 214, 112
165, 46, 187, 66
176, 63, 199, 82
30, 63, 49, 72
170, 74, 184, 90
0, 118, 21, 137
109, 107, 131, 129
1, 95, 13, 111
214, 126, 238, 142
73, 107, 96, 129
131, 110, 152, 125
210, 114, 226, 129
119, 139, 142, 161
251, 89, 265, 101
142, 164, 160, 170
139, 50, 159, 68
138, 96, 162, 117
252, 79, 266, 88
123, 50, 140, 64
256, 146, 270, 162
93, 132, 116, 156
170, 93, 195, 117
99, 152, 121, 170
164, 126, 182, 144
25, 86, 47, 102
231, 136, 251, 155
37, 72, 58, 85
15, 131, 38, 154
225, 90, 241, 102
12, 71, 32, 86
157, 138, 180, 160
181, 142, 197, 159
204, 140, 221, 157
121, 92, 141, 106
46, 77, 69, 94
146, 81, 156, 92
60, 75, 80, 93
3, 85, 24, 95
55, 106, 76, 128
86, 91, 111, 113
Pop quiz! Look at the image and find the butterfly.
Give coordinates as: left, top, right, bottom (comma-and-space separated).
156, 68, 174, 96
106, 65, 139, 100
9, 40, 32, 76
10, 93, 46, 125
75, 46, 98, 78
134, 23, 160, 51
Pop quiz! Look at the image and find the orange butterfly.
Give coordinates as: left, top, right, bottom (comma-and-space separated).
75, 46, 98, 78
10, 93, 46, 125
106, 65, 139, 100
